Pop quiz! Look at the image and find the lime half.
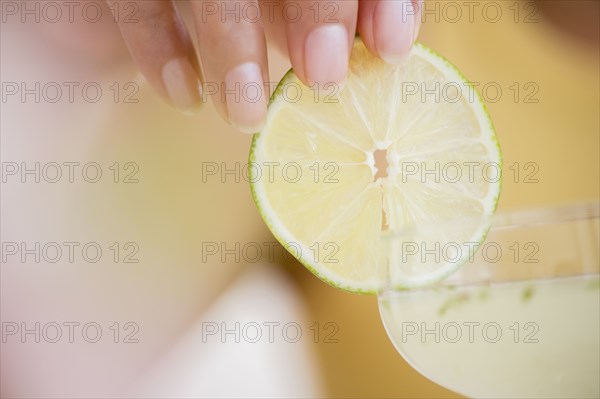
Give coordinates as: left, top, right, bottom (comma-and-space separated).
250, 38, 501, 293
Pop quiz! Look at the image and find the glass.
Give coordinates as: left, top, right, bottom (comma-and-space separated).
378, 202, 600, 398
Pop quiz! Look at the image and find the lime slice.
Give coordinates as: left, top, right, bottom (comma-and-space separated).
249, 38, 501, 293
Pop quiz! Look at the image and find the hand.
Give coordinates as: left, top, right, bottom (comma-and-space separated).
112, 0, 422, 132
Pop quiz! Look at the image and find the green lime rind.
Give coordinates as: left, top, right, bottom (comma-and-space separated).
414, 41, 503, 211
388, 43, 501, 291
248, 39, 502, 294
248, 70, 376, 294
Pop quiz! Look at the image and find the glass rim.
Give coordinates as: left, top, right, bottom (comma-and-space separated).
382, 201, 599, 240
379, 201, 600, 292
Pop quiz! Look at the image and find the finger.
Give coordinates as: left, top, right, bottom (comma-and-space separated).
283, 0, 358, 87
358, 0, 422, 64
39, 1, 127, 65
191, 0, 268, 133
111, 0, 202, 113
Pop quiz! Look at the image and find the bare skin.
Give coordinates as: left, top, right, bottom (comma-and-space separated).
111, 0, 422, 132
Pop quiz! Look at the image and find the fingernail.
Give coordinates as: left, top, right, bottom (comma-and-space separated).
162, 57, 202, 114
304, 24, 349, 87
224, 62, 267, 134
374, 1, 416, 64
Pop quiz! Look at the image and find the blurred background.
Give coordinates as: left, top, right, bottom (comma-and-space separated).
1, 0, 598, 397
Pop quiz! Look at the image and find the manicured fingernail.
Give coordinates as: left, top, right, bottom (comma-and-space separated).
304, 24, 349, 87
224, 62, 267, 134
374, 1, 416, 64
162, 57, 202, 114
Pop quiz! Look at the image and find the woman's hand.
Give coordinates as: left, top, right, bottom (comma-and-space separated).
112, 0, 422, 132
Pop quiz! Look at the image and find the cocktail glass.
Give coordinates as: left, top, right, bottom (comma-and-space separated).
378, 203, 600, 398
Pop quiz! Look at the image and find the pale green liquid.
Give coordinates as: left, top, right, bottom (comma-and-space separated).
379, 275, 600, 398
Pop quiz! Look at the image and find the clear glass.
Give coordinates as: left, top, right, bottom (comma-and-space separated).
378, 202, 600, 398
